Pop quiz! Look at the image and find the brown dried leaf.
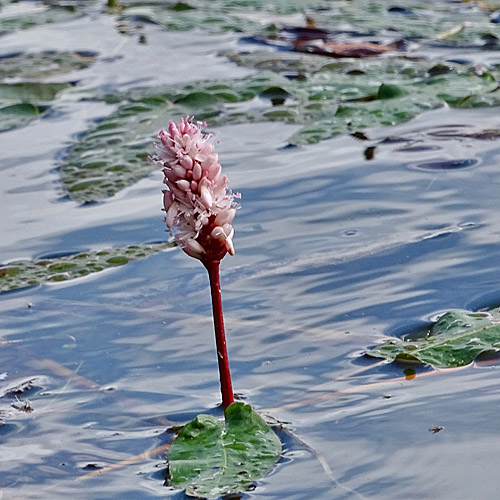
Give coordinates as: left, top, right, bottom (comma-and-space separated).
295, 39, 404, 58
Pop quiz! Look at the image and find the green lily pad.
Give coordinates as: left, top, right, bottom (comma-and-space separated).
0, 242, 173, 293
366, 309, 500, 368
168, 402, 282, 499
0, 51, 96, 81
225, 53, 499, 144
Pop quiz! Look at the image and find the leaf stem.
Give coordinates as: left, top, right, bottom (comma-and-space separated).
203, 259, 234, 409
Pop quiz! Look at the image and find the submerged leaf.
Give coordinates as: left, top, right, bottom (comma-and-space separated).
0, 82, 70, 102
0, 242, 173, 293
60, 73, 297, 202
366, 309, 500, 368
0, 81, 70, 132
60, 95, 173, 202
61, 56, 500, 200
168, 402, 282, 499
0, 103, 41, 132
0, 51, 96, 80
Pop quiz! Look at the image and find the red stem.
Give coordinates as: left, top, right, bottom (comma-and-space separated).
203, 259, 234, 409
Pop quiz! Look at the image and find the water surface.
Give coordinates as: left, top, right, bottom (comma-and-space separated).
2, 2, 500, 499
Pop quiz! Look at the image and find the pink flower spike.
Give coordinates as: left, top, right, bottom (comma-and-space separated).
153, 116, 240, 262
153, 116, 240, 409
163, 190, 173, 211
172, 165, 186, 178
168, 120, 179, 138
202, 155, 216, 171
180, 155, 193, 170
222, 224, 233, 238
207, 163, 221, 181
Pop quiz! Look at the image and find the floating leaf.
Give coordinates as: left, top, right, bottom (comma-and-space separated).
60, 73, 299, 202
0, 103, 42, 132
366, 309, 500, 368
116, 0, 500, 44
0, 242, 173, 293
224, 54, 499, 144
0, 51, 85, 132
0, 51, 97, 81
60, 96, 173, 203
168, 402, 282, 499
62, 55, 500, 201
0, 81, 70, 131
0, 82, 70, 102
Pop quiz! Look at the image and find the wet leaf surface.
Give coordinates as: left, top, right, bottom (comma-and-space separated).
366, 309, 500, 368
0, 242, 173, 293
168, 403, 282, 499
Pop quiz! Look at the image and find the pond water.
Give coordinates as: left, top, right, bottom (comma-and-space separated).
2, 1, 500, 499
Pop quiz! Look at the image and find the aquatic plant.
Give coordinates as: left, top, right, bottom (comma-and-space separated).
151, 117, 281, 498
151, 116, 239, 410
